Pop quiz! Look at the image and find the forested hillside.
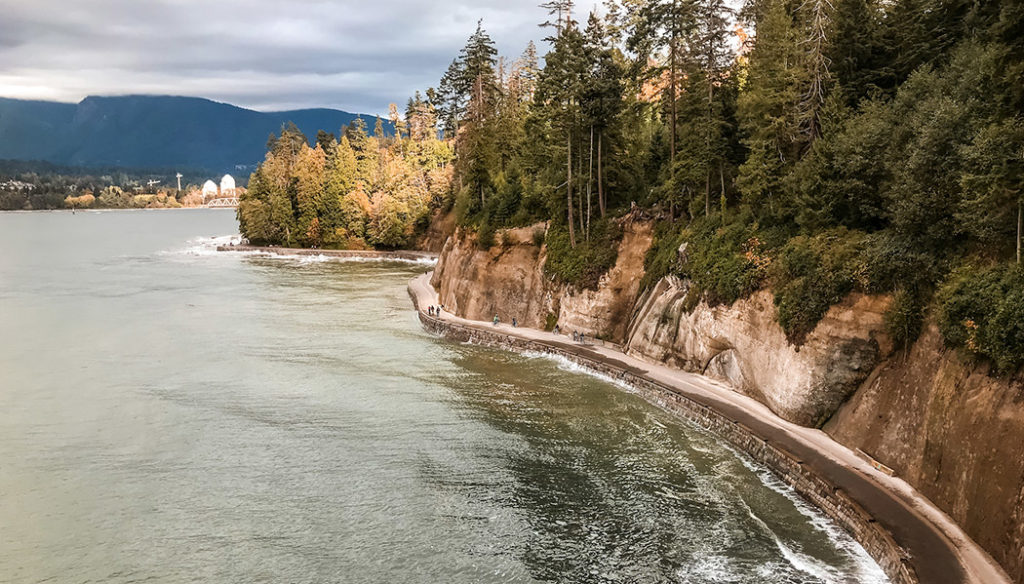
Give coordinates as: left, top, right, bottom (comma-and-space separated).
238, 116, 452, 250
238, 0, 1023, 370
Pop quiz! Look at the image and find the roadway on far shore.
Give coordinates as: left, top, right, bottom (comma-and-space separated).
409, 271, 1011, 584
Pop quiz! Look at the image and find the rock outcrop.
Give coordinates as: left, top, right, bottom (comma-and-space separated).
826, 326, 1024, 583
431, 224, 556, 330
431, 218, 653, 342
416, 210, 457, 253
625, 276, 891, 427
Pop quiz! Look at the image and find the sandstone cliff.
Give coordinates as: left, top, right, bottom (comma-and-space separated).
625, 276, 891, 427
416, 210, 456, 253
429, 222, 1024, 583
431, 218, 652, 342
826, 326, 1024, 582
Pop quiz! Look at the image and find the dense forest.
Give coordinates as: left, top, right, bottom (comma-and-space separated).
238, 0, 1023, 370
238, 116, 452, 249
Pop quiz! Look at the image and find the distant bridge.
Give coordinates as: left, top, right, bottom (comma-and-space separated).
205, 197, 238, 208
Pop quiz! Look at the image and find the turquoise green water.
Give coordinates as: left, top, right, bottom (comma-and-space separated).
0, 209, 886, 583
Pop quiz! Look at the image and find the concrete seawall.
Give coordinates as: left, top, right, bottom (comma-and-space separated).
413, 308, 918, 584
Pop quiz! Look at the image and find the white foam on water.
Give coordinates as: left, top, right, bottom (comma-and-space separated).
740, 497, 845, 583
521, 350, 638, 393
161, 234, 252, 258
731, 452, 890, 583
513, 346, 889, 583
297, 254, 331, 264
678, 555, 745, 583
161, 235, 438, 266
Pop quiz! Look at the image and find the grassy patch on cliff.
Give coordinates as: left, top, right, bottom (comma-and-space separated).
938, 264, 1024, 373
543, 219, 622, 289
642, 212, 777, 309
641, 216, 951, 346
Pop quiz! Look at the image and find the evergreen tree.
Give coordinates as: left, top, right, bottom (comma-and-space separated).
345, 117, 369, 151
691, 0, 735, 215
619, 0, 696, 171
736, 0, 803, 217
535, 21, 587, 246
582, 12, 625, 220
959, 117, 1024, 263
829, 0, 891, 105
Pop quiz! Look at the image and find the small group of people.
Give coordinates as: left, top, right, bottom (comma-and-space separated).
552, 324, 586, 343
492, 315, 519, 327
427, 305, 444, 317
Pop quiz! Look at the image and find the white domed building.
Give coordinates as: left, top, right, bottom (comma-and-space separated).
202, 180, 218, 199
220, 174, 236, 197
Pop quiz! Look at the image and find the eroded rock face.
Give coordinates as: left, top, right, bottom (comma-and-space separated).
431, 225, 555, 329
553, 221, 653, 342
431, 219, 653, 343
827, 327, 1024, 584
417, 210, 456, 253
625, 276, 891, 427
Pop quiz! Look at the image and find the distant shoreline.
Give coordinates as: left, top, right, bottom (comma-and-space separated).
0, 207, 232, 213
216, 244, 438, 262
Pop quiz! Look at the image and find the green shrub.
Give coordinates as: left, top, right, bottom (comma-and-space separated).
885, 288, 925, 349
477, 223, 496, 250
453, 185, 482, 226
861, 231, 942, 294
544, 312, 558, 331
641, 221, 686, 291
772, 228, 868, 343
532, 226, 546, 247
678, 213, 770, 308
937, 264, 1024, 372
544, 219, 622, 289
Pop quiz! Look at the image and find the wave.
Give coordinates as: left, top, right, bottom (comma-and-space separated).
512, 347, 889, 583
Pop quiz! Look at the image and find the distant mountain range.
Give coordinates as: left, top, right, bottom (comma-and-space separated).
0, 95, 390, 173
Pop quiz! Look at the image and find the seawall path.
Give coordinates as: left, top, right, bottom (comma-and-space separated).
409, 271, 1010, 584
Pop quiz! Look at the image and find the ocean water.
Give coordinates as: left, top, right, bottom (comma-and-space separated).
0, 209, 888, 583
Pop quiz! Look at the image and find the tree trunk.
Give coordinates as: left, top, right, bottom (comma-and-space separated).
705, 67, 714, 218
719, 162, 726, 217
578, 135, 584, 235
587, 125, 594, 241
705, 170, 711, 216
669, 37, 677, 172
1018, 198, 1022, 265
567, 132, 575, 249
597, 132, 605, 218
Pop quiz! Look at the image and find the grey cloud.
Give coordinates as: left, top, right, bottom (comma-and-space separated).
0, 0, 551, 114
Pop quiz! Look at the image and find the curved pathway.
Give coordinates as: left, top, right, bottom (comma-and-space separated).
409, 272, 1010, 584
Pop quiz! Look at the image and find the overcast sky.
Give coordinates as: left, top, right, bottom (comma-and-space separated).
0, 0, 561, 115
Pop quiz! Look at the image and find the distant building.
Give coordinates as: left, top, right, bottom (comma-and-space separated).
220, 174, 236, 197
1, 180, 35, 191
202, 180, 218, 199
